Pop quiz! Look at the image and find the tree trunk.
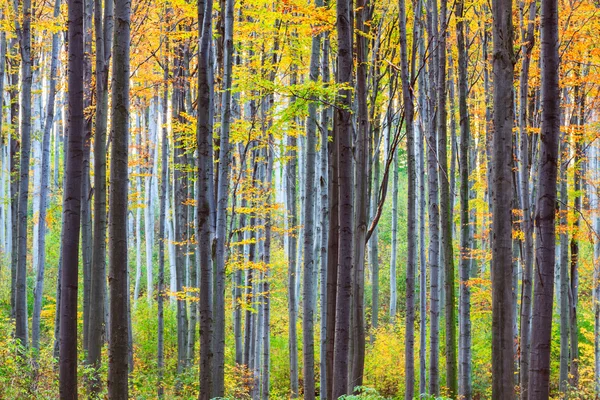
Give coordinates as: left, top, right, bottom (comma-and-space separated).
108, 0, 131, 394
81, 0, 93, 353
456, 0, 472, 396
157, 56, 169, 398
332, 0, 353, 395
59, 0, 84, 394
558, 144, 569, 393
326, 108, 339, 400
303, 8, 321, 396
32, 0, 61, 353
528, 0, 560, 396
399, 0, 415, 396
87, 0, 113, 390
197, 0, 215, 396
350, 0, 369, 389
319, 29, 330, 400
15, 0, 33, 350
437, 1, 457, 395
569, 90, 584, 389
286, 75, 300, 398
490, 0, 516, 397
213, 0, 234, 393
426, 0, 440, 393
518, 3, 536, 398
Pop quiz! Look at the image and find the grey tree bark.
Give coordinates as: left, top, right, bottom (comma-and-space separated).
32, 0, 61, 353
197, 0, 214, 397
59, 0, 84, 393
87, 0, 113, 389
157, 54, 169, 398
303, 6, 321, 396
456, 0, 472, 396
108, 0, 132, 395
81, 0, 93, 351
399, 0, 415, 397
351, 0, 369, 388
286, 75, 300, 398
558, 141, 570, 393
319, 29, 330, 400
426, 0, 440, 393
490, 0, 516, 397
213, 0, 234, 393
437, 1, 457, 395
14, 0, 33, 350
332, 0, 353, 396
518, 3, 536, 398
528, 0, 560, 396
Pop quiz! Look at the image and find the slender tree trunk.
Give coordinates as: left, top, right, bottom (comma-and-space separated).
437, 1, 458, 395
558, 142, 570, 393
426, 0, 440, 392
389, 102, 399, 320
32, 0, 61, 353
262, 138, 274, 399
157, 56, 169, 398
569, 91, 584, 389
286, 77, 300, 398
173, 43, 189, 377
197, 0, 214, 396
213, 0, 234, 393
319, 29, 330, 400
88, 0, 113, 389
326, 110, 339, 400
59, 0, 84, 393
399, 0, 415, 396
528, 0, 560, 396
456, 0, 472, 396
81, 0, 93, 352
303, 8, 321, 396
518, 3, 536, 398
15, 0, 34, 350
8, 36, 19, 321
108, 0, 131, 395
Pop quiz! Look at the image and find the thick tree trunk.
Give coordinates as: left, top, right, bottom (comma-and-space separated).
490, 0, 516, 397
332, 0, 353, 396
350, 0, 369, 390
108, 0, 131, 395
59, 0, 84, 394
528, 0, 560, 396
197, 0, 214, 396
